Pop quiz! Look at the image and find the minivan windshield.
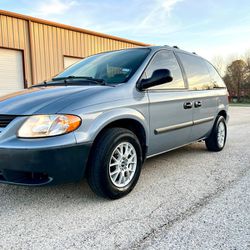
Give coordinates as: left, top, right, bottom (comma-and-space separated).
54, 48, 151, 84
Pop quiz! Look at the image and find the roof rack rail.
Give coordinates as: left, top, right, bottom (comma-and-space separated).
173, 46, 179, 49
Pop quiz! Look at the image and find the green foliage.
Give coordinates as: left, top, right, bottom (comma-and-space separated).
223, 58, 250, 102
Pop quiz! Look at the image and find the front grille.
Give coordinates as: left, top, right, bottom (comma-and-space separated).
0, 115, 17, 128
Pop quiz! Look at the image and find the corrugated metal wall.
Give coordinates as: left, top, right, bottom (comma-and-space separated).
0, 14, 32, 85
0, 11, 148, 86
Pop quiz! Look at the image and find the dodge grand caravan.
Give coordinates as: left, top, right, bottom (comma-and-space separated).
0, 46, 229, 199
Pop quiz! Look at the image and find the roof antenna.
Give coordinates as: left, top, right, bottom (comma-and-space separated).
173, 46, 179, 49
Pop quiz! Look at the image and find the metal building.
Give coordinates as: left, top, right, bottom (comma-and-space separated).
0, 10, 148, 96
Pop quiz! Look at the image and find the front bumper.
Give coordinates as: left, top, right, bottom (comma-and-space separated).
0, 143, 91, 186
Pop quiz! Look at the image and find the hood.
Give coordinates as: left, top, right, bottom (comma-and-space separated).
0, 85, 109, 115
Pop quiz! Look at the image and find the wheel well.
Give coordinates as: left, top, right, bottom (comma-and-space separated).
92, 119, 147, 161
218, 110, 227, 120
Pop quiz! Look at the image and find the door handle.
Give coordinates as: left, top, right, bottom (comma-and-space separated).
194, 101, 202, 108
183, 101, 193, 109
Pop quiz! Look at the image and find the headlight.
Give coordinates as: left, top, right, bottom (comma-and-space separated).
18, 114, 81, 138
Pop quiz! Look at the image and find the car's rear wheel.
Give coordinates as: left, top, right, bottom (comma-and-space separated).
205, 116, 227, 152
87, 127, 143, 199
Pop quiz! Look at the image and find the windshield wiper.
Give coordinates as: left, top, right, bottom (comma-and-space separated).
213, 86, 226, 89
52, 75, 106, 85
31, 76, 116, 88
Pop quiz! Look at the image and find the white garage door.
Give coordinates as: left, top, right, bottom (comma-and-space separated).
0, 48, 24, 97
64, 56, 82, 69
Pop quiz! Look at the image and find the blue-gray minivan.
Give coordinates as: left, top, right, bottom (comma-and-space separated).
0, 46, 229, 199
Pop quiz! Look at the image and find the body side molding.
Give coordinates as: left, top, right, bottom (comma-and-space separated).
154, 116, 214, 135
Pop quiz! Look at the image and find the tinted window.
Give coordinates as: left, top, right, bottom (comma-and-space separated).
143, 50, 185, 89
178, 53, 212, 90
205, 61, 226, 88
55, 48, 151, 84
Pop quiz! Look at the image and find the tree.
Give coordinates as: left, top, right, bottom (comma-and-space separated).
224, 60, 248, 101
223, 74, 235, 95
212, 56, 225, 76
244, 50, 250, 71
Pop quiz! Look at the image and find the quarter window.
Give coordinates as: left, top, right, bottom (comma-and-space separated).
205, 61, 226, 88
143, 50, 185, 89
177, 53, 212, 90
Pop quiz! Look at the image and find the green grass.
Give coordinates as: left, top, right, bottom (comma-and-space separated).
229, 103, 250, 107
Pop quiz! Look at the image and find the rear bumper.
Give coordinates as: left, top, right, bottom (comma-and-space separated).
0, 143, 91, 186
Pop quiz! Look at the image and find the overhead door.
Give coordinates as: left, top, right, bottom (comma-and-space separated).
64, 56, 82, 69
0, 48, 24, 97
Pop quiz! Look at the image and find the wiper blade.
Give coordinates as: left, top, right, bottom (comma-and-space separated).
213, 86, 226, 89
52, 75, 106, 85
31, 76, 116, 88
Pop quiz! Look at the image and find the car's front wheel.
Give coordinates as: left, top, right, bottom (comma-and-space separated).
87, 127, 143, 199
205, 116, 227, 152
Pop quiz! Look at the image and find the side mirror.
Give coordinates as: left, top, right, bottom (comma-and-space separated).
137, 69, 173, 90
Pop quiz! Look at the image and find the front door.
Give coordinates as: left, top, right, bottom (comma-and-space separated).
144, 50, 193, 156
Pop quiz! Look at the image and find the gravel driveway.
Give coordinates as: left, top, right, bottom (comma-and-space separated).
0, 107, 249, 250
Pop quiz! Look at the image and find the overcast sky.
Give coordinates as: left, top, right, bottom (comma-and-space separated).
1, 0, 250, 60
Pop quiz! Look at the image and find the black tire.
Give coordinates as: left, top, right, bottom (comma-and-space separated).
205, 116, 227, 152
87, 127, 143, 199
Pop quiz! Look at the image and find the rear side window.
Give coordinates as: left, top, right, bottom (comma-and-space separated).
177, 53, 212, 90
143, 50, 185, 89
205, 61, 226, 88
